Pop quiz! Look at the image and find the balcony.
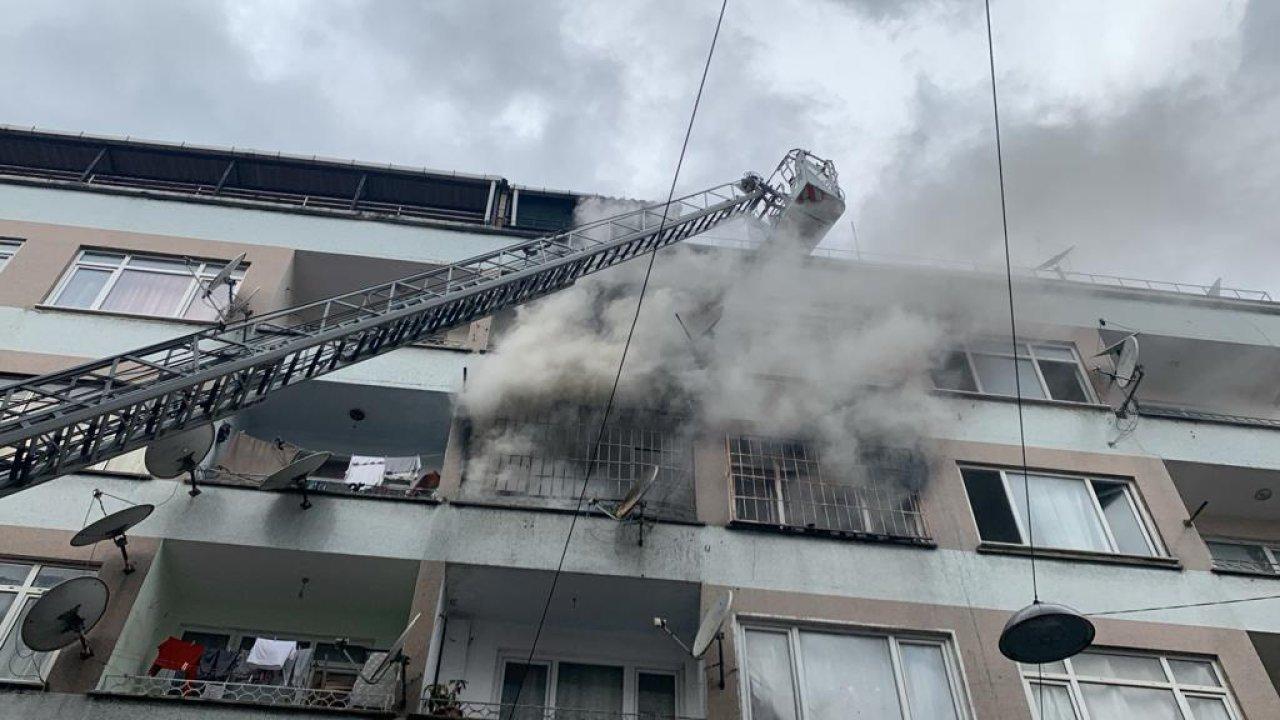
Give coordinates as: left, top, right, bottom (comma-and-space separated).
101, 540, 421, 715
426, 565, 703, 719
1167, 459, 1280, 575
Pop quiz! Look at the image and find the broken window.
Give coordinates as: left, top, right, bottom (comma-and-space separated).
728, 435, 929, 541
960, 467, 1162, 557
933, 341, 1092, 403
464, 406, 695, 521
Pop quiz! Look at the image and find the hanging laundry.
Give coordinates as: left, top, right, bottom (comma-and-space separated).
285, 646, 315, 687
383, 456, 421, 483
246, 637, 298, 671
149, 637, 205, 680
197, 646, 242, 681
344, 455, 387, 487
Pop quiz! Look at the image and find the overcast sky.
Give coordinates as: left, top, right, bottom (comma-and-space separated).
2, 1, 1277, 294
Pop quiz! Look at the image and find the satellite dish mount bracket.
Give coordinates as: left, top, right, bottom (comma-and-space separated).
112, 535, 135, 574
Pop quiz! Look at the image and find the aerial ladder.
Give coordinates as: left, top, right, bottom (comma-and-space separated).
0, 150, 844, 499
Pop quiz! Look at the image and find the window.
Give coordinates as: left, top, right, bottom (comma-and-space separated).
741, 625, 969, 720
960, 467, 1162, 557
496, 658, 678, 719
0, 561, 95, 684
1020, 650, 1240, 719
0, 238, 20, 272
728, 436, 929, 541
47, 249, 245, 321
1205, 539, 1280, 575
933, 341, 1093, 403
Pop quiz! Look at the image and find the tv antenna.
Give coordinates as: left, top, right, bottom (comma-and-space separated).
144, 424, 214, 496
21, 577, 109, 660
590, 464, 659, 546
1094, 333, 1143, 417
258, 451, 331, 509
70, 496, 153, 573
654, 590, 733, 689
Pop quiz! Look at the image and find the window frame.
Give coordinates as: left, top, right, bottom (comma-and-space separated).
0, 238, 21, 272
1204, 537, 1280, 576
936, 341, 1096, 404
1019, 649, 1242, 720
491, 652, 684, 717
46, 248, 246, 320
958, 465, 1166, 558
737, 619, 973, 720
0, 561, 96, 685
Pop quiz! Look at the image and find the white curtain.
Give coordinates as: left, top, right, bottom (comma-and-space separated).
1029, 683, 1079, 720
1009, 474, 1110, 552
798, 632, 902, 720
1079, 684, 1181, 719
745, 630, 798, 720
900, 644, 959, 720
101, 270, 191, 316
1186, 697, 1232, 720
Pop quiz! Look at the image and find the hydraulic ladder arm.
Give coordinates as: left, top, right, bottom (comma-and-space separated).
0, 151, 842, 498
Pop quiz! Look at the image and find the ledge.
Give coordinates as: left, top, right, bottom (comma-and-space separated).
447, 498, 704, 527
1210, 566, 1280, 581
934, 388, 1114, 413
977, 542, 1182, 570
727, 519, 936, 549
32, 303, 218, 327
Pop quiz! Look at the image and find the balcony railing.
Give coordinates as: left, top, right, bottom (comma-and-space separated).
417, 700, 700, 720
99, 673, 398, 714
1139, 403, 1280, 430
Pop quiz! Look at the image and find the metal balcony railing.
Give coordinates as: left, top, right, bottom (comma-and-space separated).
418, 700, 701, 720
99, 673, 398, 714
1139, 402, 1280, 430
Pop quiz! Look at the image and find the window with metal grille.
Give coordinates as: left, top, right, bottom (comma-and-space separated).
464, 406, 695, 521
47, 249, 246, 321
727, 436, 930, 542
1205, 538, 1280, 576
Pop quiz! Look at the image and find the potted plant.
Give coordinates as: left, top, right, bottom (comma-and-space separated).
425, 679, 468, 718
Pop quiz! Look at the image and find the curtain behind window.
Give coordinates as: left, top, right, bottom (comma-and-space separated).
555, 663, 623, 720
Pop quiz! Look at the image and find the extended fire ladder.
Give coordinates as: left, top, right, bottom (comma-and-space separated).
0, 151, 843, 499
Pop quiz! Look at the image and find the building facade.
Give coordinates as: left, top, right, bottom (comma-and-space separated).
0, 126, 1278, 719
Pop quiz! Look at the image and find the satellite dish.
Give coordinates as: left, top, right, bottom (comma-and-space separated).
21, 577, 109, 659
692, 590, 733, 659
71, 503, 154, 573
259, 451, 331, 509
144, 424, 214, 496
1035, 246, 1075, 275
606, 465, 659, 521
1095, 334, 1140, 388
361, 612, 421, 683
1207, 278, 1222, 297
202, 253, 246, 299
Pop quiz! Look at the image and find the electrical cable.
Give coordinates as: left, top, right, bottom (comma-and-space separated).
510, 0, 730, 706
1088, 594, 1280, 617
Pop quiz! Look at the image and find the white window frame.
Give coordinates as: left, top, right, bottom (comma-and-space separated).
0, 561, 95, 685
937, 341, 1096, 404
1019, 649, 1242, 720
0, 238, 21, 272
492, 652, 684, 717
46, 248, 246, 320
738, 620, 972, 720
1204, 537, 1280, 575
959, 465, 1166, 557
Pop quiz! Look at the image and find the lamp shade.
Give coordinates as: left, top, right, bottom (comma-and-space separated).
999, 602, 1095, 664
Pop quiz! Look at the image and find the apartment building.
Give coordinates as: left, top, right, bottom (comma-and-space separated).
0, 125, 1277, 720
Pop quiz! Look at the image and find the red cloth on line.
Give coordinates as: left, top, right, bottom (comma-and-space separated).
149, 637, 205, 680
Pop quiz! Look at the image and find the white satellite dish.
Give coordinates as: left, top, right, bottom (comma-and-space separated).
692, 590, 733, 658
1035, 245, 1075, 275
71, 503, 154, 573
259, 451, 331, 509
596, 465, 659, 521
359, 612, 421, 683
1207, 278, 1222, 297
144, 424, 214, 496
21, 577, 109, 659
1095, 334, 1140, 388
202, 253, 246, 299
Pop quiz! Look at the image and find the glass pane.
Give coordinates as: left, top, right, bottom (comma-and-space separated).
100, 269, 192, 316
1072, 652, 1167, 682
125, 255, 189, 272
1032, 345, 1078, 362
500, 663, 548, 720
0, 597, 46, 681
1038, 360, 1089, 402
1021, 661, 1068, 674
638, 673, 676, 719
1030, 683, 1080, 720
0, 592, 13, 620
961, 468, 1022, 543
1186, 696, 1231, 720
1009, 474, 1111, 553
184, 279, 238, 321
972, 354, 1047, 399
79, 251, 126, 266
1169, 659, 1220, 687
798, 631, 902, 720
555, 663, 623, 716
1079, 683, 1181, 719
1092, 481, 1154, 556
931, 351, 977, 391
54, 267, 112, 308
1206, 542, 1273, 573
901, 643, 959, 720
33, 565, 93, 588
744, 630, 798, 720
0, 563, 32, 586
